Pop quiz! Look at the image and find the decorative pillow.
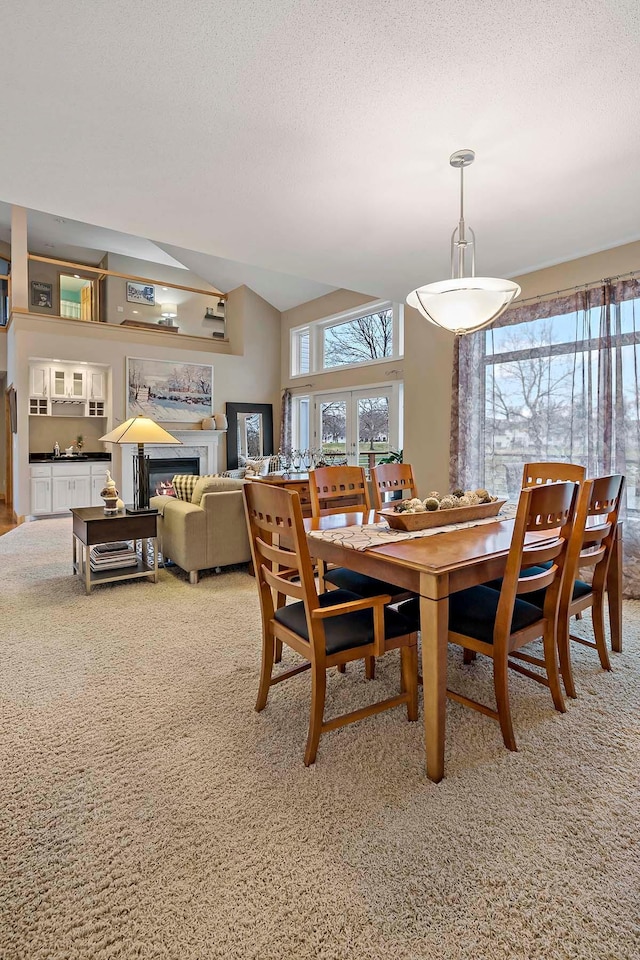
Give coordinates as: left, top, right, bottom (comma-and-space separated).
172, 474, 201, 502
191, 475, 245, 505
221, 468, 247, 479
240, 456, 273, 477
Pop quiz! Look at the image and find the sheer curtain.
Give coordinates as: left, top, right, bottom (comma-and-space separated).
451, 277, 640, 596
279, 388, 292, 458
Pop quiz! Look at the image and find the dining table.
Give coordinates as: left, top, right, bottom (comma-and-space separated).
305, 509, 623, 783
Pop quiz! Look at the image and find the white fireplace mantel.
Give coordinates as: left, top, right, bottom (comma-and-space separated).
119, 430, 226, 504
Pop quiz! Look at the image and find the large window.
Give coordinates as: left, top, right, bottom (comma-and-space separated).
290, 301, 403, 377
451, 277, 640, 596
480, 296, 640, 508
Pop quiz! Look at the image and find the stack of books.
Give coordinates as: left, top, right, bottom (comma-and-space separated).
90, 541, 138, 572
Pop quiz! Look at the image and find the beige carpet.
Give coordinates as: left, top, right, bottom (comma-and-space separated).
1, 518, 639, 960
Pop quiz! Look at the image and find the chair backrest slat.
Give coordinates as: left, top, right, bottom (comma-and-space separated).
370, 464, 418, 511
522, 461, 586, 487
262, 563, 306, 601
309, 466, 371, 517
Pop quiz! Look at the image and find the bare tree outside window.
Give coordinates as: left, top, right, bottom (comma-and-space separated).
324, 310, 393, 368
358, 397, 390, 451
485, 322, 577, 496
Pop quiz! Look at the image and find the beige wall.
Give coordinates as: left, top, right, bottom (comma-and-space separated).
9, 283, 281, 517
29, 415, 108, 455
514, 239, 640, 300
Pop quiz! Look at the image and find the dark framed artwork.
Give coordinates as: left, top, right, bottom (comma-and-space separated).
226, 402, 274, 470
31, 281, 53, 309
8, 385, 17, 433
126, 281, 155, 305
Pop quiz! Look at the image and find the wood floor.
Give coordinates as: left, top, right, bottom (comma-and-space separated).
0, 501, 18, 537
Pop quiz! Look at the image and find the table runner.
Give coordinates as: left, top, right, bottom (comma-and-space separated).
308, 502, 518, 551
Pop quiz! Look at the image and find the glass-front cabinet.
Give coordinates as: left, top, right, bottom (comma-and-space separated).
51, 366, 86, 399
28, 361, 109, 417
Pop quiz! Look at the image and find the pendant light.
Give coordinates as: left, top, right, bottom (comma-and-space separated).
406, 149, 520, 335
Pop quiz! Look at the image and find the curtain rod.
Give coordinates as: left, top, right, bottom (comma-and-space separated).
514, 268, 638, 306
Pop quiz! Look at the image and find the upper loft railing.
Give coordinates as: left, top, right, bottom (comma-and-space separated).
4, 254, 228, 340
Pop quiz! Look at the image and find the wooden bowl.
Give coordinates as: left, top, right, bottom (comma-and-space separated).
378, 499, 507, 531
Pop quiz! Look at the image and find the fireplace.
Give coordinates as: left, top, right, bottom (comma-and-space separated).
148, 457, 200, 497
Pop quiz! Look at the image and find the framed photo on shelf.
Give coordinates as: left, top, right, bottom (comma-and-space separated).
126, 357, 213, 422
31, 281, 53, 309
126, 281, 155, 305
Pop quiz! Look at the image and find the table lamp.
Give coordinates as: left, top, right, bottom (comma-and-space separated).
99, 416, 181, 513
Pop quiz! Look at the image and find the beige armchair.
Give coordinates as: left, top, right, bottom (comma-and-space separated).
150, 479, 251, 583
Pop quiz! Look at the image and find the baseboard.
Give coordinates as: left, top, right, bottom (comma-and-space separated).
13, 512, 25, 525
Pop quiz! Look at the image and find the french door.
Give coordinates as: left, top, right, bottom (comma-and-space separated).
315, 386, 400, 470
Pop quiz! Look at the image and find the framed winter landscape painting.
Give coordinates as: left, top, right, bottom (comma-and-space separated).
126, 357, 213, 422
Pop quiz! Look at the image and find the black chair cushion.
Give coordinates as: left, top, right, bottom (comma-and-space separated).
485, 560, 553, 591
398, 585, 543, 644
524, 577, 592, 610
274, 588, 414, 656
324, 567, 408, 599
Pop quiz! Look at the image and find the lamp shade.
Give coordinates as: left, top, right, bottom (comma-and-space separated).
406, 277, 521, 335
99, 416, 181, 445
160, 302, 178, 318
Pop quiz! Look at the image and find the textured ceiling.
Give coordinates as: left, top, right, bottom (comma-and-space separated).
2, 0, 639, 306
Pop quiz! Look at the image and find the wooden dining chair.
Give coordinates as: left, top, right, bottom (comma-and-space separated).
309, 465, 412, 601
522, 474, 624, 698
522, 461, 586, 486
242, 481, 418, 766
309, 465, 372, 516
370, 463, 418, 511
399, 481, 578, 751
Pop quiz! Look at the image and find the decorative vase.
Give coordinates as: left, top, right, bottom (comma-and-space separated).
100, 470, 119, 515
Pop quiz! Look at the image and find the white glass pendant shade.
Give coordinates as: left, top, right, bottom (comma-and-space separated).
407, 149, 520, 335
407, 277, 521, 334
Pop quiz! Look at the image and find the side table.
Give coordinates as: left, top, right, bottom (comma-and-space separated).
71, 507, 159, 594
252, 473, 312, 517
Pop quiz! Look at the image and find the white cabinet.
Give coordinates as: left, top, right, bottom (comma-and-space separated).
87, 370, 105, 400
30, 477, 52, 515
29, 398, 49, 416
30, 366, 49, 398
51, 366, 86, 399
29, 362, 108, 414
52, 476, 91, 512
91, 475, 104, 507
30, 461, 111, 515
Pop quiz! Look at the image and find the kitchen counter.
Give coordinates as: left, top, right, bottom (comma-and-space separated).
29, 453, 112, 463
